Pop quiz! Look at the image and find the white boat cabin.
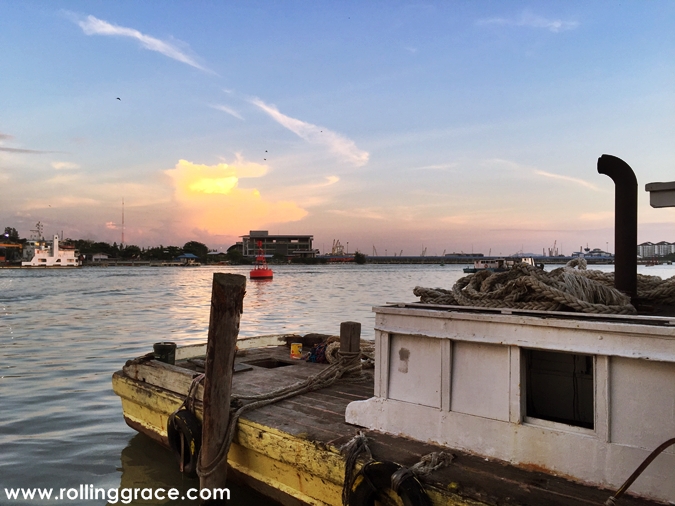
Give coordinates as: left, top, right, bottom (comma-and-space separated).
346, 304, 675, 503
22, 234, 79, 267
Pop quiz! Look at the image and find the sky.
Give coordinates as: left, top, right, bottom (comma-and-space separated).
1, 1, 674, 256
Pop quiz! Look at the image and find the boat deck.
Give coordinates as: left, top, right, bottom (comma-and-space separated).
115, 340, 664, 505
218, 345, 659, 506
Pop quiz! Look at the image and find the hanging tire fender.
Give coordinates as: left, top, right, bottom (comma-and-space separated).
348, 460, 431, 506
167, 409, 202, 478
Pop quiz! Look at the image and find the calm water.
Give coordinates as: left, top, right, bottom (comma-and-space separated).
2, 262, 674, 505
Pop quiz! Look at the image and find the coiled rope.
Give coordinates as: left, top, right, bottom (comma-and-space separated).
414, 259, 675, 315
339, 431, 454, 506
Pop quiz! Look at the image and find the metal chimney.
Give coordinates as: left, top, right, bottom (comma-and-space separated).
597, 154, 637, 300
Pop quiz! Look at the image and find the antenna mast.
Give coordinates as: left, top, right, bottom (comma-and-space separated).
122, 198, 125, 248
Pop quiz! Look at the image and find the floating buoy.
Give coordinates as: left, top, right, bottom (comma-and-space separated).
250, 240, 273, 280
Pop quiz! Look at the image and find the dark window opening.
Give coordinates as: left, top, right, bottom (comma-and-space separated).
525, 349, 594, 429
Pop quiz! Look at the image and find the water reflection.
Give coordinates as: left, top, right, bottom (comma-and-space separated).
113, 434, 267, 505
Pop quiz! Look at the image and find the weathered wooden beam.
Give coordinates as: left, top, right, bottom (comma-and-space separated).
340, 321, 361, 354
200, 273, 246, 503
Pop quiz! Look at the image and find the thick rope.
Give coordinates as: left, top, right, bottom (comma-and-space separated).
171, 373, 204, 417
390, 451, 454, 493
416, 260, 675, 314
339, 432, 454, 505
414, 260, 653, 315
340, 431, 373, 506
197, 352, 366, 479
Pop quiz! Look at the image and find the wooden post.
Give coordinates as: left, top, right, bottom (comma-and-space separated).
200, 273, 246, 502
340, 321, 361, 354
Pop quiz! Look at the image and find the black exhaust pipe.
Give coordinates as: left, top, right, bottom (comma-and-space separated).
597, 154, 637, 300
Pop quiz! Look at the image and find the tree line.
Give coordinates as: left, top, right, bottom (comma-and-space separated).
2, 226, 230, 263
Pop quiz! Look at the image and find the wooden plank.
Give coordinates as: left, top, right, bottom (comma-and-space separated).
123, 360, 205, 400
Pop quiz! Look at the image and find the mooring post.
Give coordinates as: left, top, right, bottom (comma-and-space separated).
340, 321, 361, 355
200, 273, 246, 503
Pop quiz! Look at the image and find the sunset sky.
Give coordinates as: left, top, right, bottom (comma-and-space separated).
1, 2, 674, 256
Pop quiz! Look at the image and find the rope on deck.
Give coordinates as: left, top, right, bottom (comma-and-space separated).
196, 351, 369, 479
414, 259, 675, 315
339, 431, 454, 506
340, 431, 372, 506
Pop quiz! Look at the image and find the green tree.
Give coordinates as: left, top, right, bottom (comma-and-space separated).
183, 241, 209, 261
120, 245, 142, 258
3, 227, 20, 242
354, 252, 367, 264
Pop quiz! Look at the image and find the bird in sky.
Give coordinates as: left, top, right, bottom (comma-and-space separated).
116, 97, 121, 101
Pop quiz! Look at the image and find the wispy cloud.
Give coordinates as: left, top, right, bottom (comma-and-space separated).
410, 163, 457, 171
210, 104, 244, 120
0, 147, 58, 154
52, 161, 80, 170
250, 98, 369, 167
77, 15, 210, 72
328, 208, 384, 220
0, 133, 14, 141
534, 170, 599, 190
478, 10, 579, 33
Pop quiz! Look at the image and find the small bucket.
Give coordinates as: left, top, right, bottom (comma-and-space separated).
290, 343, 302, 360
153, 342, 177, 365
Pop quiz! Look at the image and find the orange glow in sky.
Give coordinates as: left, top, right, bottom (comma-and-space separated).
165, 159, 307, 236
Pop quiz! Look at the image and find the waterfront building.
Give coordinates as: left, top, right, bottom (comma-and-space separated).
637, 241, 675, 258
237, 230, 317, 259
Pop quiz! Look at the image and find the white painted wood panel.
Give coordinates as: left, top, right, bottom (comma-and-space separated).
387, 334, 442, 408
610, 356, 675, 451
450, 341, 510, 421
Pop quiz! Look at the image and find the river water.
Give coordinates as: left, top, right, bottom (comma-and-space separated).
2, 263, 674, 505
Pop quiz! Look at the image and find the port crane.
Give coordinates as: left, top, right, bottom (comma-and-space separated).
331, 239, 345, 256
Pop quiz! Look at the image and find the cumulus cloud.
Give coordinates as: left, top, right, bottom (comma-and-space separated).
250, 98, 369, 167
77, 15, 210, 72
52, 161, 80, 170
478, 10, 579, 33
165, 158, 307, 235
534, 170, 599, 190
210, 104, 244, 120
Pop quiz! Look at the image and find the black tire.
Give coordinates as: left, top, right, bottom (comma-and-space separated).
348, 460, 431, 506
167, 409, 202, 478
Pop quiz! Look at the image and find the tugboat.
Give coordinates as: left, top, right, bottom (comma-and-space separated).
249, 240, 273, 280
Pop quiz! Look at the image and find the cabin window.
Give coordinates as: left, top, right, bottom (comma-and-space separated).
524, 349, 594, 429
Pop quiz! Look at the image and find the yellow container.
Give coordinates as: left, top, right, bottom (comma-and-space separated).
290, 343, 302, 359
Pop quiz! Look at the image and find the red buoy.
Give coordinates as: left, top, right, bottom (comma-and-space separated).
250, 240, 273, 280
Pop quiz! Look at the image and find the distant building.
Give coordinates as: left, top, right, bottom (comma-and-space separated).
571, 247, 612, 258
637, 241, 675, 258
239, 231, 317, 258
92, 253, 110, 262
